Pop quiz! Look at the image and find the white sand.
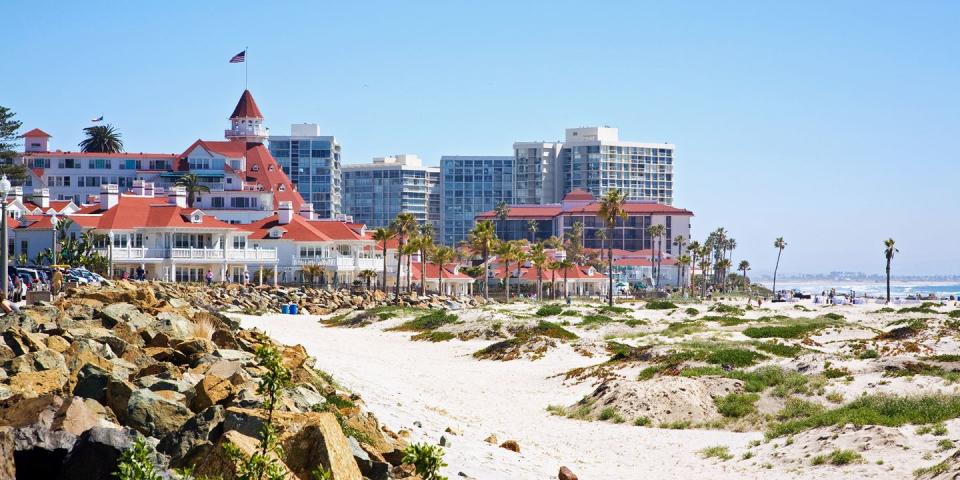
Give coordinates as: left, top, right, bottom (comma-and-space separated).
240, 312, 798, 480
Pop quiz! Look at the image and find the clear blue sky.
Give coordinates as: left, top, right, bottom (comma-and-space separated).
4, 1, 958, 275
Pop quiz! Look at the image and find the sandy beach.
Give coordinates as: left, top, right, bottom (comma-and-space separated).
235, 297, 960, 479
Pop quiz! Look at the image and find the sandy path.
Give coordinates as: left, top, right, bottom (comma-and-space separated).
237, 312, 792, 479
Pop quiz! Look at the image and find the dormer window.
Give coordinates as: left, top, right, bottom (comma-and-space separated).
268, 165, 274, 171
278, 184, 285, 192
191, 212, 203, 224
269, 227, 283, 238
251, 164, 260, 172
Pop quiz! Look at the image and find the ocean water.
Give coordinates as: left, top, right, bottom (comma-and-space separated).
762, 281, 960, 299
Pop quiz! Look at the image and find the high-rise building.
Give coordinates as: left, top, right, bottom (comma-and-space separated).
513, 127, 675, 205
341, 154, 440, 229
439, 155, 513, 246
268, 124, 342, 219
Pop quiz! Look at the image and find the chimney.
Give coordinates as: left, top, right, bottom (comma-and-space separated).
11, 187, 23, 204
99, 184, 119, 210
168, 186, 187, 208
132, 179, 146, 196
34, 188, 50, 209
278, 201, 293, 225
298, 203, 314, 220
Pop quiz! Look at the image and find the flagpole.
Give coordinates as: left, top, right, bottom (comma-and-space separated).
245, 46, 249, 90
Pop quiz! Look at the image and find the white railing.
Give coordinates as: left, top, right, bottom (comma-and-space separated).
293, 256, 383, 271
97, 247, 277, 262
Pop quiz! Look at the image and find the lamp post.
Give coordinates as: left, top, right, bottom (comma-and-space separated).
51, 214, 58, 267
0, 175, 10, 300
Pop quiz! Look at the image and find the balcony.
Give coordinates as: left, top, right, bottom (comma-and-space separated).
293, 256, 383, 271
97, 247, 277, 263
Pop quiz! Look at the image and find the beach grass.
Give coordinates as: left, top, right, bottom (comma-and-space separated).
768, 394, 960, 437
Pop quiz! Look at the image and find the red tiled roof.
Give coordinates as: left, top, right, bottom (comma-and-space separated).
241, 215, 331, 241
230, 90, 263, 119
181, 139, 248, 160
23, 151, 177, 159
21, 128, 51, 138
307, 220, 365, 241
69, 195, 234, 230
244, 144, 304, 211
563, 189, 594, 201
572, 202, 693, 216
476, 206, 562, 219
410, 262, 471, 281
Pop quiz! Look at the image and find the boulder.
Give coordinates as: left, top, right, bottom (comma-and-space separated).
194, 430, 294, 480
57, 427, 142, 480
175, 338, 214, 357
98, 303, 154, 330
8, 369, 67, 398
191, 374, 235, 412
0, 427, 13, 480
2, 327, 43, 356
499, 440, 520, 453
51, 397, 114, 436
72, 364, 112, 403
45, 336, 71, 353
155, 311, 193, 340
7, 349, 67, 375
158, 405, 225, 467
223, 407, 363, 480
12, 422, 77, 479
126, 388, 192, 438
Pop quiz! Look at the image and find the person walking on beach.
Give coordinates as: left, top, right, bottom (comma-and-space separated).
205, 270, 214, 286
243, 269, 250, 286
136, 266, 145, 281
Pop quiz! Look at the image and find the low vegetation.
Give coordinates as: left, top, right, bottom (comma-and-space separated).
811, 449, 864, 466
768, 394, 960, 437
389, 310, 458, 332
647, 300, 679, 310
535, 304, 564, 317
699, 445, 733, 461
715, 393, 759, 418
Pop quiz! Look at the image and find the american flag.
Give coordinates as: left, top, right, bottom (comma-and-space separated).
229, 50, 246, 63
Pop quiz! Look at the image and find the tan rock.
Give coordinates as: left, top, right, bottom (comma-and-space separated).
8, 369, 67, 398
52, 396, 112, 436
45, 336, 70, 353
559, 466, 578, 480
0, 427, 12, 480
499, 439, 520, 453
483, 434, 498, 445
191, 374, 234, 411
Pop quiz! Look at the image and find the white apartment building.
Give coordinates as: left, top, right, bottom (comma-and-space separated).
341, 154, 440, 229
268, 123, 342, 219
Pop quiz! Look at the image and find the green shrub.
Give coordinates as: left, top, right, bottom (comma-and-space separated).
599, 407, 618, 421
533, 321, 578, 340
633, 416, 651, 426
858, 349, 880, 359
702, 315, 749, 326
899, 302, 940, 314
580, 314, 614, 327
937, 438, 955, 450
535, 304, 564, 317
768, 394, 960, 437
599, 305, 630, 314
390, 310, 458, 331
402, 443, 448, 480
776, 397, 825, 420
685, 307, 700, 316
926, 354, 960, 362
607, 342, 648, 361
915, 460, 951, 477
716, 393, 759, 418
660, 320, 707, 337
647, 300, 679, 310
709, 304, 745, 316
949, 310, 960, 319
114, 437, 161, 480
699, 445, 733, 461
811, 449, 863, 466
411, 331, 456, 342
822, 312, 845, 321
743, 322, 826, 339
706, 348, 767, 367
682, 365, 809, 394
916, 422, 948, 436
876, 307, 895, 313
756, 342, 804, 357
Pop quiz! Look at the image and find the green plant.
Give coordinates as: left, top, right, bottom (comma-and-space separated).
685, 307, 700, 316
914, 460, 951, 477
224, 344, 293, 480
858, 349, 880, 359
755, 341, 804, 357
706, 348, 767, 367
916, 422, 948, 436
311, 466, 333, 480
715, 393, 759, 418
699, 445, 733, 461
411, 331, 456, 342
535, 304, 564, 317
743, 321, 829, 339
580, 314, 614, 327
389, 310, 458, 331
660, 320, 707, 337
898, 302, 940, 314
599, 407, 618, 421
949, 310, 960, 319
402, 443, 448, 480
647, 300, 679, 310
937, 438, 955, 450
768, 394, 960, 438
113, 437, 161, 480
776, 397, 824, 420
811, 449, 863, 466
633, 416, 651, 426
709, 303, 744, 316
599, 305, 630, 314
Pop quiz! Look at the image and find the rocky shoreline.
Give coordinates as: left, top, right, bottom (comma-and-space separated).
0, 281, 458, 479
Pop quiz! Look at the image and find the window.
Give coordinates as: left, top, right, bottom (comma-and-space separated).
278, 184, 285, 192
251, 164, 260, 172
211, 197, 224, 208
232, 236, 247, 249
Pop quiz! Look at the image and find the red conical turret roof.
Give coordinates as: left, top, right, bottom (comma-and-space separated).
230, 90, 263, 119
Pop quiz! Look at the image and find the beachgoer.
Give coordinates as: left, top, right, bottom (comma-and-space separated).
122, 270, 129, 281
243, 269, 250, 285
136, 266, 145, 281
205, 270, 214, 286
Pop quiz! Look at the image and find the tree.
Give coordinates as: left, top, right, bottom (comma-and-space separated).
884, 238, 898, 304
390, 213, 418, 297
430, 246, 455, 296
677, 255, 691, 296
0, 106, 28, 185
687, 240, 701, 298
527, 220, 538, 243
416, 224, 435, 296
495, 240, 519, 301
647, 224, 666, 289
359, 269, 377, 290
556, 258, 574, 300
174, 174, 210, 208
494, 200, 509, 236
738, 260, 751, 289
715, 259, 732, 291
772, 237, 787, 298
467, 220, 497, 299
597, 188, 628, 305
372, 227, 396, 291
301, 264, 323, 285
79, 124, 123, 153
529, 243, 548, 301
673, 235, 687, 290
565, 221, 585, 264
698, 255, 712, 299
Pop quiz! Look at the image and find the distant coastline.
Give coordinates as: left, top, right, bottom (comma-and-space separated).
761, 279, 960, 298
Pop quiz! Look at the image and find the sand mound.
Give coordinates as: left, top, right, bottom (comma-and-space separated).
572, 376, 744, 425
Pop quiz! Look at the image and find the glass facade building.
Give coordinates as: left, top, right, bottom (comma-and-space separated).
268, 124, 342, 219
341, 155, 440, 229
439, 155, 514, 246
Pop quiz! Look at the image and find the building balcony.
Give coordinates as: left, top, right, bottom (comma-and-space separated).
97, 247, 278, 263
292, 256, 384, 271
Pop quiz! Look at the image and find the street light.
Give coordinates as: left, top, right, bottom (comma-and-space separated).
0, 174, 11, 301
51, 214, 58, 267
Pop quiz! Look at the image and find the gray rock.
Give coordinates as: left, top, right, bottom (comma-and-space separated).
155, 311, 192, 340
57, 426, 150, 480
158, 405, 225, 467
7, 349, 67, 374
99, 303, 154, 330
212, 349, 255, 362
73, 364, 113, 403
12, 422, 77, 479
126, 388, 192, 438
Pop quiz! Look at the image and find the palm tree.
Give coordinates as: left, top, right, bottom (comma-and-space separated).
467, 220, 498, 299
687, 240, 701, 298
495, 240, 517, 301
738, 260, 751, 289
647, 224, 666, 289
556, 258, 574, 300
359, 270, 377, 290
530, 243, 548, 301
673, 235, 686, 289
494, 200, 510, 236
371, 227, 396, 291
416, 224, 435, 296
173, 174, 210, 208
715, 259, 732, 291
597, 188, 628, 306
431, 246, 455, 296
301, 263, 324, 285
527, 220, 539, 243
698, 256, 712, 299
513, 240, 529, 297
402, 241, 418, 294
565, 221, 585, 263
884, 238, 898, 303
772, 237, 787, 298
79, 125, 123, 153
677, 255, 691, 296
390, 213, 418, 298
